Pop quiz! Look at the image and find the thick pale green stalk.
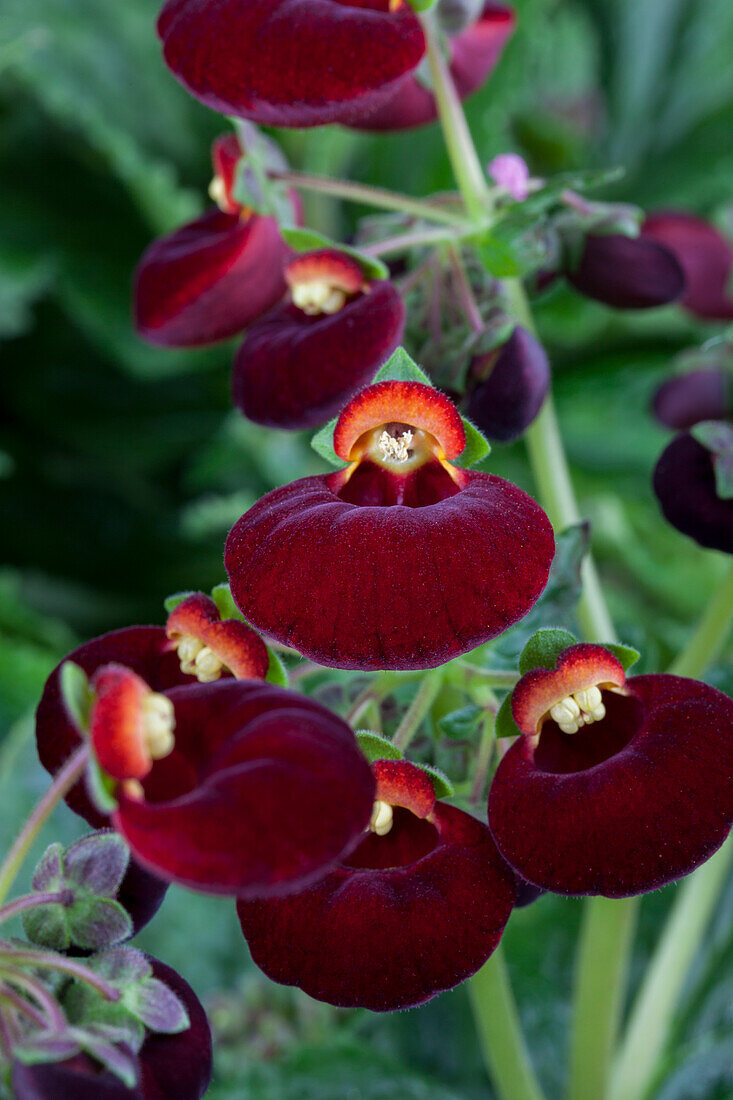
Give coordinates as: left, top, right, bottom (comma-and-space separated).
468, 947, 545, 1100
568, 897, 638, 1100
610, 838, 733, 1100
669, 558, 733, 677
392, 672, 443, 751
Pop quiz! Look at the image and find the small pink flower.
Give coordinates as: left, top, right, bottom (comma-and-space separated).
487, 153, 531, 201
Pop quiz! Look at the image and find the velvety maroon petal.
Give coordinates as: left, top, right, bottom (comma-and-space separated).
567, 234, 685, 309
134, 209, 289, 347
36, 628, 192, 828
653, 432, 733, 554
157, 0, 426, 127
12, 958, 211, 1100
467, 326, 550, 442
113, 681, 375, 896
238, 798, 515, 1011
348, 2, 516, 131
643, 212, 733, 321
652, 369, 731, 430
489, 674, 733, 897
224, 470, 554, 670
232, 283, 405, 429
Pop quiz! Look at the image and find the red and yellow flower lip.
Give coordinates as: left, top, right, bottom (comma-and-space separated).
237, 757, 515, 1012
333, 380, 467, 463
89, 664, 176, 783
285, 250, 366, 316
165, 592, 269, 683
511, 643, 627, 744
209, 132, 244, 215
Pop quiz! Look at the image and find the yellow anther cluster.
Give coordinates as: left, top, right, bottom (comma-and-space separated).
549, 686, 606, 735
369, 800, 394, 837
291, 280, 347, 316
177, 637, 225, 683
141, 693, 176, 760
377, 430, 413, 463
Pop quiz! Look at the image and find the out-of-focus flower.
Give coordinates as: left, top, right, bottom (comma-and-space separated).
466, 326, 550, 441
642, 211, 733, 321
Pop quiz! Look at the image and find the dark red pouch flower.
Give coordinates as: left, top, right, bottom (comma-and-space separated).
567, 233, 685, 310
225, 378, 555, 669
643, 211, 733, 321
238, 758, 515, 1011
467, 325, 550, 442
488, 643, 733, 897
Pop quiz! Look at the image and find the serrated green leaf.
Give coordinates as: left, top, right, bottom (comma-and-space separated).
59, 661, 92, 735
519, 628, 578, 674
495, 693, 522, 739
163, 590, 196, 615
355, 731, 403, 763
281, 227, 389, 280
437, 704, 484, 740
418, 763, 454, 799
604, 642, 641, 671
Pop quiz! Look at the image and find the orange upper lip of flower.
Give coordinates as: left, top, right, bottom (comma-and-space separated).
286, 250, 367, 316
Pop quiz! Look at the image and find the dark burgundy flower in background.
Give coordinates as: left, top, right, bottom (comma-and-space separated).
466, 325, 550, 442
567, 233, 685, 309
232, 250, 406, 429
238, 758, 515, 1011
652, 368, 730, 430
134, 134, 293, 346
157, 0, 427, 127
39, 656, 375, 895
225, 380, 555, 670
653, 430, 733, 554
347, 3, 516, 131
642, 211, 733, 321
12, 957, 212, 1100
488, 643, 733, 897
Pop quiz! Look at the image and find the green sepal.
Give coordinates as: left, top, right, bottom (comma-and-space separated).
211, 583, 288, 685
163, 590, 196, 614
59, 661, 93, 736
355, 731, 403, 763
417, 763, 454, 799
265, 645, 289, 687
518, 628, 578, 675
691, 420, 733, 499
310, 347, 490, 468
404, 0, 437, 11
495, 693, 522, 739
281, 227, 389, 281
603, 643, 641, 672
471, 230, 522, 277
22, 899, 70, 952
437, 704, 483, 740
86, 755, 119, 816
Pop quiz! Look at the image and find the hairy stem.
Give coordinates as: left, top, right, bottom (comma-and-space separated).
0, 967, 67, 1031
0, 892, 70, 927
362, 225, 461, 258
0, 746, 89, 908
469, 711, 497, 806
392, 672, 443, 751
0, 947, 120, 1003
468, 947, 545, 1100
270, 168, 469, 227
669, 558, 733, 677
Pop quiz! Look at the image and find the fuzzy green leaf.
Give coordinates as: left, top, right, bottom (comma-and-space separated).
59, 661, 93, 735
355, 731, 403, 763
518, 628, 578, 674
418, 763, 454, 799
163, 590, 196, 615
438, 704, 484, 740
495, 693, 522, 739
281, 227, 389, 280
603, 643, 641, 671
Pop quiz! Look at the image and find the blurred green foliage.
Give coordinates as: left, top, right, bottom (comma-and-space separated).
0, 0, 731, 1095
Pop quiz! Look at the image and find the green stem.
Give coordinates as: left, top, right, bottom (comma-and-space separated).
469, 711, 496, 806
669, 558, 733, 677
423, 20, 493, 220
0, 891, 69, 927
0, 947, 120, 1002
269, 168, 469, 227
392, 672, 443, 751
567, 897, 639, 1100
0, 745, 88, 908
468, 947, 545, 1100
610, 838, 733, 1100
362, 225, 461, 257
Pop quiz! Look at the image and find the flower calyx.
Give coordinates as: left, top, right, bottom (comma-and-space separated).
166, 592, 269, 683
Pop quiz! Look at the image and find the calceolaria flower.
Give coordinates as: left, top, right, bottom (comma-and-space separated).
566, 231, 685, 310
134, 134, 294, 346
11, 957, 212, 1100
347, 2, 516, 131
37, 632, 375, 896
642, 211, 733, 321
157, 0, 427, 127
238, 758, 515, 1011
232, 249, 405, 429
488, 643, 733, 897
466, 325, 550, 442
653, 426, 733, 554
225, 379, 555, 669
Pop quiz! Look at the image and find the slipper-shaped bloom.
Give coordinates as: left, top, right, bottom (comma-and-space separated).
12, 957, 212, 1100
567, 232, 685, 309
653, 430, 733, 555
40, 659, 375, 896
466, 326, 550, 442
642, 211, 733, 321
652, 368, 730, 430
225, 380, 555, 670
166, 592, 270, 682
488, 643, 733, 897
347, 3, 516, 131
232, 250, 406, 429
237, 758, 515, 1011
157, 0, 427, 127
134, 134, 292, 347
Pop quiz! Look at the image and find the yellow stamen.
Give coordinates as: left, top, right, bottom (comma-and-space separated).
549, 686, 606, 734
141, 693, 175, 760
291, 280, 347, 316
369, 800, 394, 836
